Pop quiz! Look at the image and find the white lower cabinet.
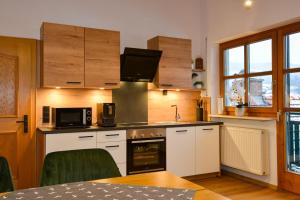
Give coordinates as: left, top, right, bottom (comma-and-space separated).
195, 125, 220, 174
46, 132, 97, 154
96, 130, 127, 176
44, 125, 219, 178
44, 130, 127, 176
166, 127, 196, 177
166, 125, 220, 177
117, 163, 127, 176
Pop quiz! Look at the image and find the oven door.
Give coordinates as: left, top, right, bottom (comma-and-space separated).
127, 137, 166, 175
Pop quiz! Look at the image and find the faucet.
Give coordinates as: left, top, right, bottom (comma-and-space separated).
171, 105, 181, 122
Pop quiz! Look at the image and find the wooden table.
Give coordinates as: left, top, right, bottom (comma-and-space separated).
94, 171, 230, 200
0, 171, 229, 200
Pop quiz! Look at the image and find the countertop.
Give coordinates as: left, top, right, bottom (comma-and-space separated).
37, 121, 223, 134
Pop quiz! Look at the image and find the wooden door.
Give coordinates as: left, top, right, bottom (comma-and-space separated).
85, 28, 120, 89
148, 36, 192, 89
0, 36, 37, 189
41, 22, 84, 88
278, 22, 300, 194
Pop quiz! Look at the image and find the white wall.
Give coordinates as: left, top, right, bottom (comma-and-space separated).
205, 0, 300, 113
0, 0, 206, 60
206, 0, 300, 186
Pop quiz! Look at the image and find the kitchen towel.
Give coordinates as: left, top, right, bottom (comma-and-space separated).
1, 181, 196, 200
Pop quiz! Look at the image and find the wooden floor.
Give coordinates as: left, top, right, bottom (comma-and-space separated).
188, 175, 300, 200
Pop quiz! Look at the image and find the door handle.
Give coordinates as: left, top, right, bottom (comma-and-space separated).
176, 130, 188, 133
105, 145, 120, 148
202, 128, 214, 131
66, 81, 81, 84
16, 115, 28, 133
104, 83, 118, 86
105, 134, 120, 137
277, 110, 282, 122
78, 136, 94, 139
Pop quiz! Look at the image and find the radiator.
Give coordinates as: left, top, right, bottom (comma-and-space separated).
221, 126, 269, 175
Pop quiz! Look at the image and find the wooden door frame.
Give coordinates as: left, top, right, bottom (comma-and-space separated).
277, 21, 300, 193
0, 36, 37, 188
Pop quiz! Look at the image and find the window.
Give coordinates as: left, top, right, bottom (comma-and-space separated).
220, 31, 277, 114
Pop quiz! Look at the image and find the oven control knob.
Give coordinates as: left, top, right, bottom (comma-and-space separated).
87, 117, 91, 121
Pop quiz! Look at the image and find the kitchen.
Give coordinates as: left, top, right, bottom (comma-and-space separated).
1, 12, 223, 200
2, 0, 300, 200
36, 22, 220, 179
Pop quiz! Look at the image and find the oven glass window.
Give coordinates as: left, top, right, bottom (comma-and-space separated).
133, 143, 161, 167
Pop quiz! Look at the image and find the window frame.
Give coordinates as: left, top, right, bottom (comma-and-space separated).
220, 30, 278, 116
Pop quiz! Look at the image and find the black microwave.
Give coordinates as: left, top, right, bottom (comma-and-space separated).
52, 107, 92, 128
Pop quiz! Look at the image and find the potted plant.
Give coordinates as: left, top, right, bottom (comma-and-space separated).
235, 102, 248, 117
230, 80, 247, 116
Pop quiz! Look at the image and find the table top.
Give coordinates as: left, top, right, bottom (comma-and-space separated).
94, 171, 229, 200
0, 171, 229, 200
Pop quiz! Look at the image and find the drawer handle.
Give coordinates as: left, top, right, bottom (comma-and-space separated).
78, 135, 94, 139
176, 130, 188, 133
105, 134, 120, 137
66, 81, 81, 84
202, 128, 214, 131
160, 84, 173, 87
104, 83, 118, 86
105, 145, 119, 148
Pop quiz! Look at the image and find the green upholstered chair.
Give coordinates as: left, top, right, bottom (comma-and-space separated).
40, 149, 121, 187
0, 156, 14, 193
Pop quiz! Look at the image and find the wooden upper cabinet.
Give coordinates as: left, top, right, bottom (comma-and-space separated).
85, 28, 120, 89
41, 22, 85, 88
148, 36, 192, 89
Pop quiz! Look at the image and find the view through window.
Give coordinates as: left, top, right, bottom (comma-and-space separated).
222, 38, 273, 108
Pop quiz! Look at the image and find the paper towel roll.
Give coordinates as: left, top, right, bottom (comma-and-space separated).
217, 97, 224, 115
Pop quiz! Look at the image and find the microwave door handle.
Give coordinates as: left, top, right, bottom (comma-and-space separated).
83, 109, 86, 125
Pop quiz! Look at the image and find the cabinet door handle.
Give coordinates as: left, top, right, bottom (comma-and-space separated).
105, 145, 119, 148
104, 83, 118, 86
66, 81, 81, 84
78, 135, 94, 139
176, 130, 188, 133
202, 128, 214, 131
160, 84, 173, 87
105, 134, 120, 137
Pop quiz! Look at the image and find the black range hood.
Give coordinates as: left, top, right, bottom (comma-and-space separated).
121, 47, 162, 82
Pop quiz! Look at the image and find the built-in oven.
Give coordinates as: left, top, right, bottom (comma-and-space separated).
127, 128, 166, 175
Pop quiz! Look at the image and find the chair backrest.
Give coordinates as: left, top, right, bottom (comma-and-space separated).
0, 156, 14, 192
40, 149, 121, 187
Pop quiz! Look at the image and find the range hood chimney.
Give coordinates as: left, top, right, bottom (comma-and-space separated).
121, 47, 162, 82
